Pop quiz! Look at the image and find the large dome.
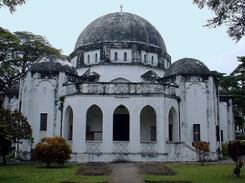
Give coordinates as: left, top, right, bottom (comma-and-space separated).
75, 12, 167, 51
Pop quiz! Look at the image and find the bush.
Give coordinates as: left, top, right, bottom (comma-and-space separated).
34, 137, 72, 167
228, 140, 245, 177
222, 143, 228, 157
192, 141, 209, 165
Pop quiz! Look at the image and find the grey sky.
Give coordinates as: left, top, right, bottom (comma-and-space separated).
0, 0, 244, 74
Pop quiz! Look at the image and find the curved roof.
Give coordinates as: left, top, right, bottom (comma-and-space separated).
164, 58, 210, 77
75, 12, 167, 51
30, 55, 77, 75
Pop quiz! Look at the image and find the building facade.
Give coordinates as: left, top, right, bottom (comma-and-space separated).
2, 12, 235, 162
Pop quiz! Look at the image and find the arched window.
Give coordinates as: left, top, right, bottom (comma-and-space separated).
87, 54, 90, 64
144, 54, 147, 64
114, 52, 118, 61
169, 107, 178, 142
124, 52, 127, 61
95, 53, 98, 63
113, 105, 130, 141
151, 56, 154, 65
140, 105, 156, 142
86, 105, 103, 141
64, 106, 73, 141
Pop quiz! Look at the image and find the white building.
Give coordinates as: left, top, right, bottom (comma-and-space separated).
2, 12, 235, 162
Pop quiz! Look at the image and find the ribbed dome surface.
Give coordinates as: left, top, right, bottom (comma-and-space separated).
75, 12, 166, 51
164, 58, 210, 77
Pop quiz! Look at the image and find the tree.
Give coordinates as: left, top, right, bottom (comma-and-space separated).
0, 108, 32, 165
0, 27, 62, 94
228, 140, 245, 177
0, 0, 26, 13
219, 57, 245, 133
192, 141, 210, 165
193, 0, 245, 41
33, 137, 72, 168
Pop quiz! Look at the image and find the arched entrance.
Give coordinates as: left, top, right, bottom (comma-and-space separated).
140, 105, 157, 142
86, 105, 103, 141
113, 105, 130, 141
64, 106, 73, 141
169, 107, 178, 141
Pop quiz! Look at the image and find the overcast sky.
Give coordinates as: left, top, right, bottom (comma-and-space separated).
0, 0, 244, 74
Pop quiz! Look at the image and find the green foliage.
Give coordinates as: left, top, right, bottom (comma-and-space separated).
33, 137, 72, 167
193, 0, 245, 41
0, 27, 62, 93
0, 108, 32, 164
228, 140, 245, 177
222, 143, 228, 157
0, 0, 26, 13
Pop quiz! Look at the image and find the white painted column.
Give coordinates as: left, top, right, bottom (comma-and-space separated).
102, 106, 113, 153
129, 107, 140, 153
157, 103, 165, 154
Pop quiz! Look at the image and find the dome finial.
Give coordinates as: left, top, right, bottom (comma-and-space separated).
120, 4, 123, 13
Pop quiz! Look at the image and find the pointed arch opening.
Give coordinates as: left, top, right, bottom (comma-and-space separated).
64, 106, 73, 141
113, 105, 130, 141
169, 107, 178, 142
86, 105, 103, 141
140, 105, 157, 142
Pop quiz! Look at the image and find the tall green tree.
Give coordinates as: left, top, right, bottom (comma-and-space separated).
0, 0, 26, 13
219, 57, 245, 133
193, 0, 245, 41
0, 27, 62, 93
0, 108, 32, 165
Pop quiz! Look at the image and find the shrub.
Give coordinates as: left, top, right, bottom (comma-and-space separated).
228, 140, 245, 177
222, 143, 228, 157
34, 137, 72, 167
192, 141, 209, 165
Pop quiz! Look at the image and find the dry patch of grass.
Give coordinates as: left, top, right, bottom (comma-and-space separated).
139, 163, 175, 175
76, 163, 112, 176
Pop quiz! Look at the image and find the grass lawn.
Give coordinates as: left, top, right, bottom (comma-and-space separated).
0, 164, 108, 183
145, 164, 245, 183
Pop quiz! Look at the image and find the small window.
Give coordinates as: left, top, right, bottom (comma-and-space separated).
193, 124, 200, 142
221, 130, 224, 142
151, 56, 154, 65
216, 125, 220, 141
124, 52, 127, 61
87, 54, 90, 64
144, 54, 147, 63
169, 124, 173, 141
114, 52, 118, 61
95, 53, 98, 63
40, 113, 47, 131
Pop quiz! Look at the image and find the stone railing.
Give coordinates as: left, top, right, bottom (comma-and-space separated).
65, 82, 176, 96
141, 142, 158, 153
113, 141, 129, 153
86, 141, 102, 153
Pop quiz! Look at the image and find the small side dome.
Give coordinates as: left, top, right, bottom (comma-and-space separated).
164, 58, 210, 77
30, 55, 77, 75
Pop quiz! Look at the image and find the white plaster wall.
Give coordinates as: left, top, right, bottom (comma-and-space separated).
219, 102, 229, 143
110, 49, 132, 63
77, 65, 165, 82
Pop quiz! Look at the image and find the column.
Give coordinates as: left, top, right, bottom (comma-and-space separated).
130, 107, 140, 153
102, 106, 113, 153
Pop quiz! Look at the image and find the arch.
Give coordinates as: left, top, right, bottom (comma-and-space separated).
64, 106, 73, 141
140, 105, 157, 142
114, 52, 118, 61
86, 105, 103, 141
87, 54, 90, 64
95, 53, 98, 63
168, 107, 178, 142
113, 105, 130, 141
124, 52, 127, 61
111, 77, 130, 83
